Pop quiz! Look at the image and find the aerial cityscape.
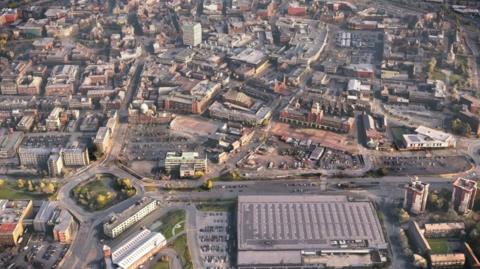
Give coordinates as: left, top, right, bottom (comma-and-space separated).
0, 0, 479, 268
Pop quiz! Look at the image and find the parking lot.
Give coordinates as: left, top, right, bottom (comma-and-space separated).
377, 155, 473, 175
126, 125, 205, 162
9, 233, 69, 269
318, 149, 364, 170
197, 211, 233, 269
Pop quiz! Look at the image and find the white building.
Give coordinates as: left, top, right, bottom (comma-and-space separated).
182, 22, 202, 47
45, 107, 63, 131
111, 229, 166, 269
48, 153, 63, 177
402, 126, 456, 150
61, 143, 89, 166
103, 198, 157, 238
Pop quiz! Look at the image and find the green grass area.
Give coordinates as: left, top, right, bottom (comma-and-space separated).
428, 238, 450, 254
430, 69, 447, 81
157, 210, 186, 239
149, 261, 169, 269
0, 187, 51, 200
196, 201, 236, 212
71, 174, 124, 211
171, 234, 193, 269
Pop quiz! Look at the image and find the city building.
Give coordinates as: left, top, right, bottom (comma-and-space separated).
17, 75, 42, 95
103, 198, 158, 238
0, 200, 33, 246
52, 209, 75, 243
158, 80, 221, 114
45, 65, 79, 96
407, 221, 431, 255
424, 222, 465, 238
430, 254, 465, 269
237, 195, 388, 269
163, 152, 208, 177
182, 22, 202, 47
18, 147, 53, 167
17, 115, 35, 132
46, 107, 64, 131
451, 177, 477, 214
33, 201, 58, 233
403, 178, 429, 214
279, 96, 355, 133
48, 153, 63, 177
402, 126, 456, 150
0, 131, 24, 159
109, 229, 166, 269
61, 142, 90, 166
94, 126, 111, 154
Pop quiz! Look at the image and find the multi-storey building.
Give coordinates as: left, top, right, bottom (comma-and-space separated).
94, 127, 111, 154
403, 179, 429, 214
452, 177, 477, 214
0, 200, 33, 246
17, 76, 42, 95
182, 22, 202, 47
46, 107, 64, 131
52, 209, 75, 243
48, 153, 63, 177
61, 143, 90, 166
45, 65, 79, 96
103, 198, 158, 238
163, 152, 208, 177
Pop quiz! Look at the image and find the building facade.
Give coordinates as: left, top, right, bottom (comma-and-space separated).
451, 177, 477, 214
403, 179, 429, 214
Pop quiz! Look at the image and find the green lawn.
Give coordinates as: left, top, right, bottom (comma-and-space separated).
428, 238, 450, 254
196, 201, 236, 212
430, 69, 447, 81
0, 187, 51, 200
149, 261, 169, 269
171, 234, 193, 269
156, 210, 186, 239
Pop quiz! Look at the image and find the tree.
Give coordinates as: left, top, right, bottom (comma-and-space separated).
394, 208, 410, 223
17, 179, 26, 189
428, 57, 437, 79
203, 179, 213, 190
96, 194, 108, 208
27, 180, 34, 192
0, 179, 5, 188
194, 171, 204, 179
44, 183, 56, 194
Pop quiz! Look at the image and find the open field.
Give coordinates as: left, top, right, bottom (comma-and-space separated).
171, 235, 193, 269
156, 209, 186, 239
428, 238, 450, 254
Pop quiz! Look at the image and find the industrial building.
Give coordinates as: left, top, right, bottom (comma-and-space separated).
237, 195, 388, 269
103, 198, 158, 238
402, 126, 456, 150
403, 178, 429, 214
451, 177, 477, 214
108, 229, 166, 269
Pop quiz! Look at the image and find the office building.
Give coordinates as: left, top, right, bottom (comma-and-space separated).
52, 209, 75, 243
46, 107, 64, 131
109, 229, 166, 269
0, 131, 24, 159
182, 22, 202, 47
94, 127, 111, 154
403, 179, 429, 214
33, 201, 58, 233
0, 200, 33, 246
18, 147, 52, 167
237, 195, 388, 269
61, 142, 90, 166
163, 152, 207, 177
452, 178, 477, 214
48, 153, 63, 177
103, 198, 158, 238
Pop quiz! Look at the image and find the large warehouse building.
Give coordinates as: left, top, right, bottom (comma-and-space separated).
237, 195, 389, 269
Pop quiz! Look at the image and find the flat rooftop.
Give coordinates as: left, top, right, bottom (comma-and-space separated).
237, 195, 387, 251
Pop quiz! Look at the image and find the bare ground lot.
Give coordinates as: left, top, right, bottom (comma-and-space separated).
270, 122, 359, 153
